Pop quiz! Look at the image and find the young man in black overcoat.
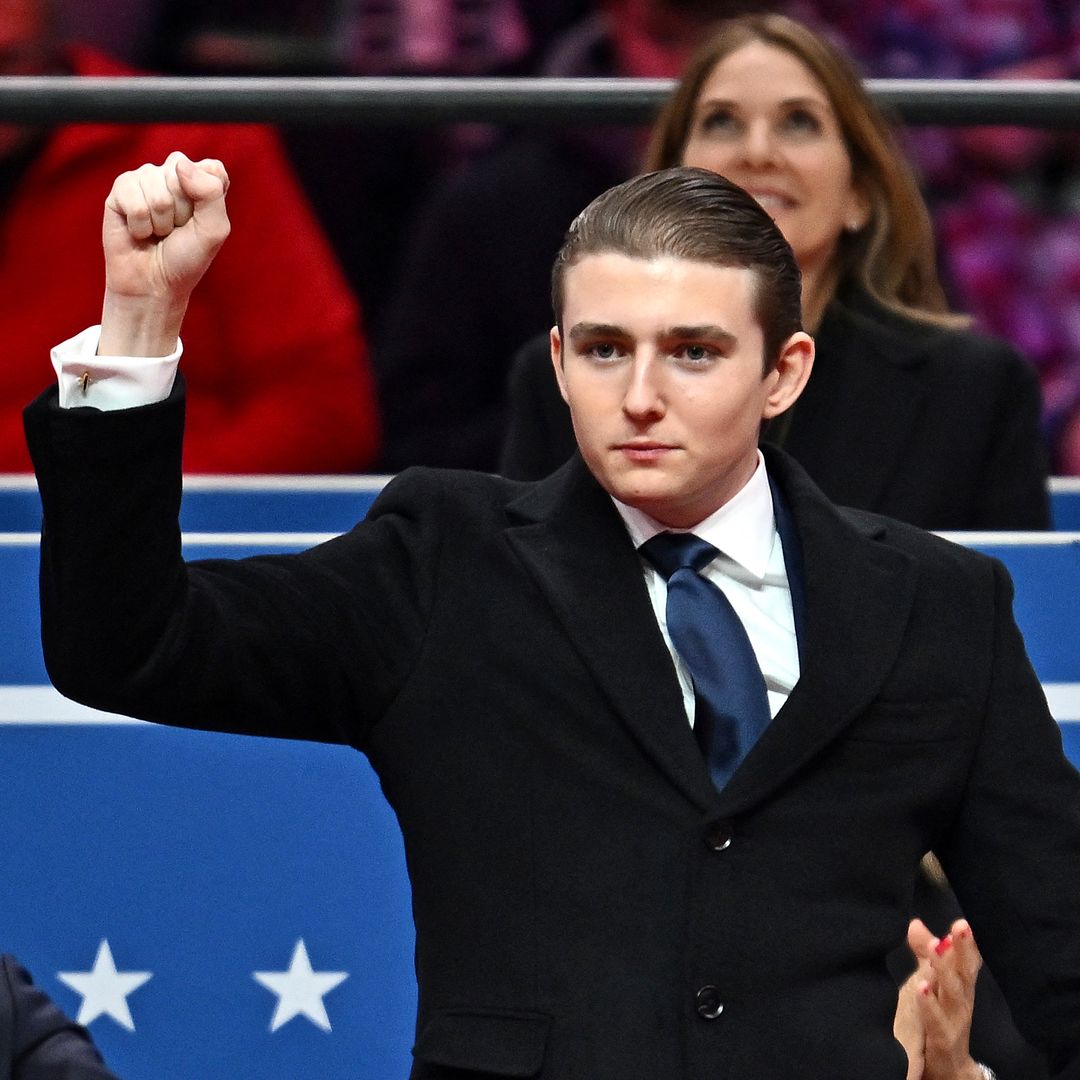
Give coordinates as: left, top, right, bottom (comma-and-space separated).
24, 155, 1080, 1079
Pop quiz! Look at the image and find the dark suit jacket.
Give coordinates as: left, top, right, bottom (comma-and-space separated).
0, 956, 119, 1080
25, 387, 1080, 1080
500, 286, 1051, 531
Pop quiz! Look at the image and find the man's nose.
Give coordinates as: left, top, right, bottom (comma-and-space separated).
622, 356, 665, 421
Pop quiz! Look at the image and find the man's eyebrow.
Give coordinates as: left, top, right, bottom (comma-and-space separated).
567, 322, 627, 342
568, 323, 737, 346
666, 325, 738, 348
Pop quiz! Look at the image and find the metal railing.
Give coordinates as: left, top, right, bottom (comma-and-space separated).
0, 76, 1077, 126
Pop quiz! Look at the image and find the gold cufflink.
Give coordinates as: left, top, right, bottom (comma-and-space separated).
79, 372, 91, 395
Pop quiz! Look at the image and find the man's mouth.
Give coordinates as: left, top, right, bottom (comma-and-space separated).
616, 441, 676, 462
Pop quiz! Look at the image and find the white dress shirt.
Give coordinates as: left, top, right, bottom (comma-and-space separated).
613, 453, 800, 725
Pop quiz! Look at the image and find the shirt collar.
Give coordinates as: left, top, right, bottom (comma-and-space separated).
612, 450, 777, 582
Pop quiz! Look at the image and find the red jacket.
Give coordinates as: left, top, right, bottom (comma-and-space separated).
4, 47, 380, 472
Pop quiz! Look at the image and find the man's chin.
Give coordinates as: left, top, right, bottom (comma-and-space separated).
608, 478, 680, 518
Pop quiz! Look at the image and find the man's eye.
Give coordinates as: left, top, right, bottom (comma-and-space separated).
586, 343, 621, 361
675, 344, 715, 365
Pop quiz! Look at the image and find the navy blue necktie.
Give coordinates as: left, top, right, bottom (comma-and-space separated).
640, 532, 771, 792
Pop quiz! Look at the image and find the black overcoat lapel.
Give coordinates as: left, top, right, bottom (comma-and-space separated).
504, 457, 720, 813
716, 447, 919, 812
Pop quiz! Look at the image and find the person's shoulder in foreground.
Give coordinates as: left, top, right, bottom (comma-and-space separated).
0, 955, 121, 1079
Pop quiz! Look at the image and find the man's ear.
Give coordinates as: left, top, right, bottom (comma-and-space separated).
762, 331, 814, 420
551, 326, 570, 405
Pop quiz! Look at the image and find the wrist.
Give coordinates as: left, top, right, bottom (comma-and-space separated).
99, 289, 188, 357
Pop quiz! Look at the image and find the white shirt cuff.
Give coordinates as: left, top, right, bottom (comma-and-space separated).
52, 325, 182, 411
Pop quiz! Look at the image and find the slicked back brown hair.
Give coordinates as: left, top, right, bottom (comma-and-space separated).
552, 166, 802, 372
645, 13, 964, 327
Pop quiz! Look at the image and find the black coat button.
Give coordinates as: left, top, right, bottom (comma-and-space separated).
695, 985, 724, 1020
703, 820, 733, 851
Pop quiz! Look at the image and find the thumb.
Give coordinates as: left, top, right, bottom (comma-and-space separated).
175, 154, 230, 194
174, 154, 231, 245
894, 973, 927, 1080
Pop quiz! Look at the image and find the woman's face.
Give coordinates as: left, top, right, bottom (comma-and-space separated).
680, 41, 867, 279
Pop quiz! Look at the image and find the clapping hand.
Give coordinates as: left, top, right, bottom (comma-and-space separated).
895, 917, 985, 1080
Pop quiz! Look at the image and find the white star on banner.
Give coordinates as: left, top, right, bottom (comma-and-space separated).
57, 939, 153, 1031
253, 939, 349, 1032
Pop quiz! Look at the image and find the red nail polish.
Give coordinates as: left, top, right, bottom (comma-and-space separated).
934, 937, 953, 957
